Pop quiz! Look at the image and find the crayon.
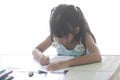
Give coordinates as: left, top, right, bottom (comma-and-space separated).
0, 70, 13, 80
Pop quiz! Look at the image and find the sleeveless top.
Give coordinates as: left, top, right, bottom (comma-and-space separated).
51, 37, 89, 57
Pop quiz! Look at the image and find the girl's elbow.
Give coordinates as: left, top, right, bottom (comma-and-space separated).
92, 52, 102, 63
97, 56, 102, 62
96, 53, 102, 62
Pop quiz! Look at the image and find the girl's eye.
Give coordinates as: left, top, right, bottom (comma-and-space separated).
53, 36, 68, 43
61, 37, 67, 40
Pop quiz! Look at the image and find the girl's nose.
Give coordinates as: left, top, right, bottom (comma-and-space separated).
55, 37, 66, 45
55, 38, 62, 43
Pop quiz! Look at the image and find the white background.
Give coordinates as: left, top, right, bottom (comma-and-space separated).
0, 0, 120, 55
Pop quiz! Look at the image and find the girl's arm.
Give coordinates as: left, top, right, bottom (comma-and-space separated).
32, 35, 51, 65
46, 34, 102, 71
36, 35, 51, 52
67, 34, 102, 67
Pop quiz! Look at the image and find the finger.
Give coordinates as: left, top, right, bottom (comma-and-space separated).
46, 56, 50, 60
47, 66, 58, 71
40, 56, 50, 65
42, 56, 50, 63
43, 55, 49, 60
47, 63, 58, 71
46, 64, 53, 71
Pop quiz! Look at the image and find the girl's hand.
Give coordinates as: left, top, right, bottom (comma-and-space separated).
46, 61, 70, 71
32, 49, 50, 65
33, 53, 50, 65
39, 55, 50, 65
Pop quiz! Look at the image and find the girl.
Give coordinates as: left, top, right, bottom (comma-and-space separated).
32, 4, 102, 71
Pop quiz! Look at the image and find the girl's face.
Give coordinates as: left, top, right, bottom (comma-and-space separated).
53, 34, 74, 45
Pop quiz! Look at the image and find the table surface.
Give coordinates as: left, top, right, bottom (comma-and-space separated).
0, 54, 120, 80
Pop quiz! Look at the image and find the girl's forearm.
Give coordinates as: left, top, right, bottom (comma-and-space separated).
67, 53, 102, 67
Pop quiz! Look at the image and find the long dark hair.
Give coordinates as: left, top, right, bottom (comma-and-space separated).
50, 4, 96, 54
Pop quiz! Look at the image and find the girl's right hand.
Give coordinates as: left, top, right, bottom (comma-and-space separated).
32, 48, 50, 65
39, 55, 50, 65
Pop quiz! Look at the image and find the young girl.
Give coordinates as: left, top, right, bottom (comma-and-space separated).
32, 4, 102, 71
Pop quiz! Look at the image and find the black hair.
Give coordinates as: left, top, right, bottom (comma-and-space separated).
50, 4, 96, 54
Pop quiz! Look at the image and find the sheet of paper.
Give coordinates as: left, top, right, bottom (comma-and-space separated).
38, 56, 74, 73
7, 55, 74, 73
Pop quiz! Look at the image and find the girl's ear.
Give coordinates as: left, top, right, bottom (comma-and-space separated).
74, 27, 80, 34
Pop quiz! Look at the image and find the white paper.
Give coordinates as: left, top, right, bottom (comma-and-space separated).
9, 55, 74, 73
38, 56, 74, 73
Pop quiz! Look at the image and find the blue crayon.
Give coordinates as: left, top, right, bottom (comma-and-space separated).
0, 70, 13, 80
0, 69, 6, 74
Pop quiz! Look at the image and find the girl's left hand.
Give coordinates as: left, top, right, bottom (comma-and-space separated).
46, 61, 70, 71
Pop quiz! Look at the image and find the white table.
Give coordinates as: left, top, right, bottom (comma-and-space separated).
0, 54, 120, 80
63, 55, 120, 80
